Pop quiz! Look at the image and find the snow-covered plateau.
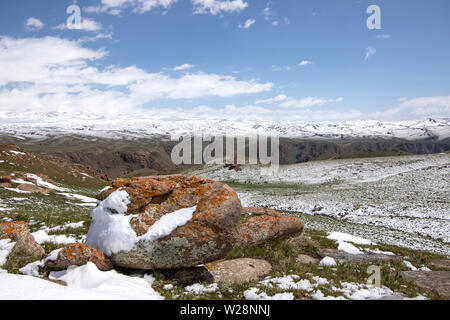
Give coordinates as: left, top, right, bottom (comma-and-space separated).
0, 112, 449, 141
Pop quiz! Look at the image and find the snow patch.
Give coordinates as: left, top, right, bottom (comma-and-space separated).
320, 256, 337, 267
244, 288, 294, 300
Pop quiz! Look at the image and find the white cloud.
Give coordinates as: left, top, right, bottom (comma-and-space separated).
255, 94, 343, 109
239, 18, 255, 29
54, 18, 103, 32
85, 0, 178, 15
298, 60, 312, 66
174, 64, 194, 71
255, 94, 287, 104
365, 47, 376, 60
192, 0, 248, 15
381, 96, 450, 120
376, 34, 390, 39
279, 97, 343, 108
25, 18, 44, 31
0, 36, 272, 114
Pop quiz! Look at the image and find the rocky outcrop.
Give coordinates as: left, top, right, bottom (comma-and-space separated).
402, 271, 450, 299
320, 248, 401, 263
45, 243, 113, 271
203, 258, 272, 284
87, 176, 242, 270
233, 208, 304, 247
430, 260, 450, 270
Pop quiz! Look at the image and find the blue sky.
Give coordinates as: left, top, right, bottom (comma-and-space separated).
0, 0, 449, 122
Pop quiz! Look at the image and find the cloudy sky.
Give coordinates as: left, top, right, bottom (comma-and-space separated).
0, 0, 449, 122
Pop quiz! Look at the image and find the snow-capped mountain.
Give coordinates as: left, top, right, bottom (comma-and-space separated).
0, 112, 449, 141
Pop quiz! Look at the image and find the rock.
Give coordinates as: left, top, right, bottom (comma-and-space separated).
0, 176, 12, 184
430, 260, 450, 270
320, 248, 401, 264
296, 254, 319, 265
242, 207, 283, 217
10, 231, 45, 261
233, 215, 304, 247
17, 183, 48, 194
203, 258, 272, 284
0, 221, 29, 240
88, 176, 242, 270
401, 271, 450, 299
45, 243, 113, 271
18, 183, 40, 192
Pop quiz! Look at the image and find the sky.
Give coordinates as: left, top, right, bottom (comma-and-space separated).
0, 0, 449, 122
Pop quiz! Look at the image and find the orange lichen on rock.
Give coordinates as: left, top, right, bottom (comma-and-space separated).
233, 215, 304, 247
45, 243, 113, 271
0, 221, 29, 240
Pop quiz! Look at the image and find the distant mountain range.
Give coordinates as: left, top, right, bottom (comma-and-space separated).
0, 112, 449, 141
1, 113, 449, 179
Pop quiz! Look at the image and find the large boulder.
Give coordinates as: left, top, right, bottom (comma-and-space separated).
86, 176, 242, 270
45, 243, 113, 271
232, 208, 304, 247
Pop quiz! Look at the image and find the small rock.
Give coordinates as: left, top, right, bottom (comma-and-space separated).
233, 215, 304, 247
242, 207, 283, 217
18, 183, 40, 193
0, 221, 29, 240
321, 248, 400, 264
430, 260, 450, 270
45, 243, 113, 271
0, 176, 12, 184
296, 254, 319, 265
10, 231, 45, 261
401, 271, 450, 299
203, 258, 272, 284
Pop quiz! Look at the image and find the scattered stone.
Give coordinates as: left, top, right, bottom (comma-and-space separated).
90, 176, 242, 270
0, 176, 12, 184
0, 221, 29, 240
401, 271, 450, 299
10, 231, 45, 261
430, 260, 450, 270
45, 243, 113, 271
296, 254, 319, 265
321, 248, 400, 264
233, 215, 304, 247
18, 183, 40, 193
203, 258, 272, 284
242, 207, 283, 217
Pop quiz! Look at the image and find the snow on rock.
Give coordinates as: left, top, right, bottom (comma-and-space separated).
19, 249, 62, 277
139, 206, 196, 243
47, 262, 163, 300
404, 261, 418, 271
0, 267, 163, 300
336, 241, 364, 255
185, 283, 218, 295
320, 256, 337, 267
26, 173, 69, 192
86, 188, 196, 256
0, 239, 15, 268
9, 150, 26, 156
244, 288, 295, 300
